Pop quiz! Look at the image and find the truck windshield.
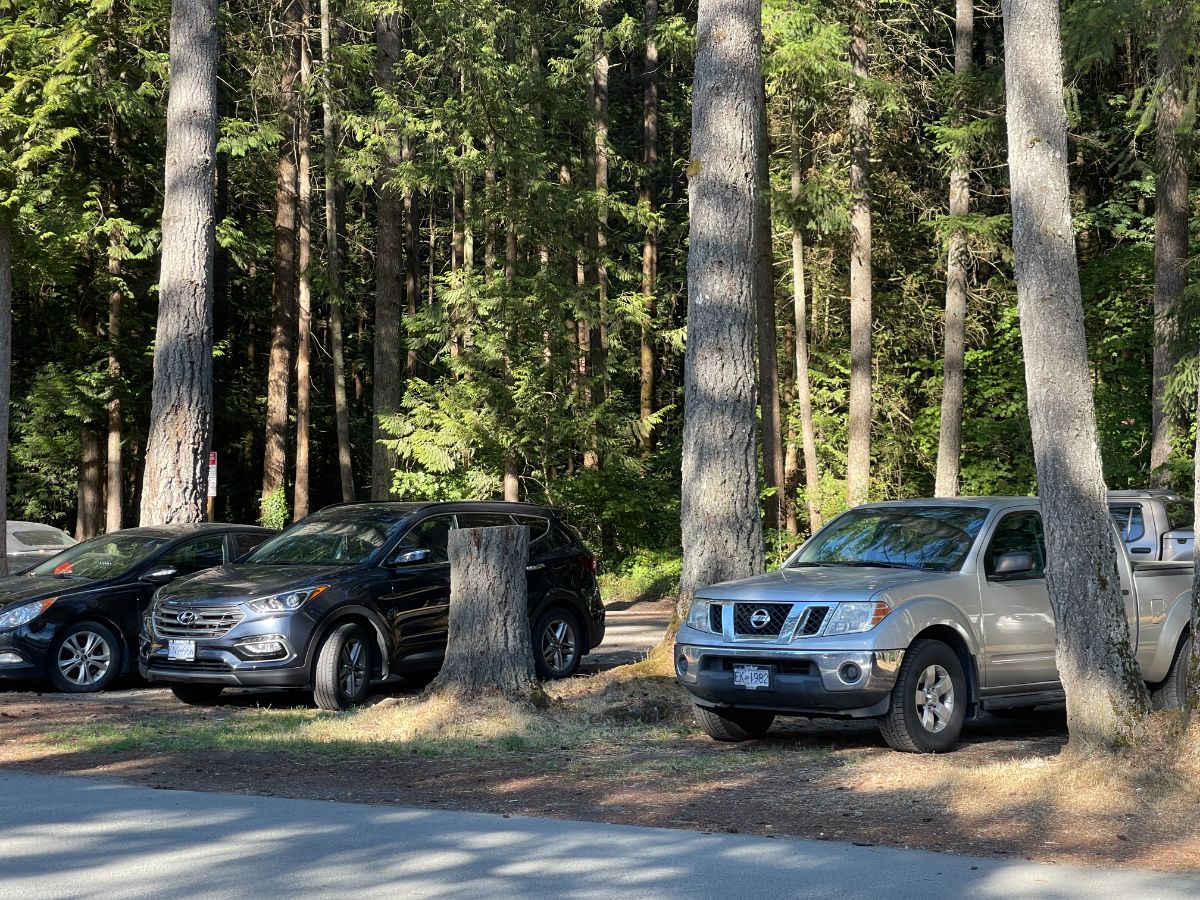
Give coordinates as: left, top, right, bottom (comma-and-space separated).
789, 506, 989, 572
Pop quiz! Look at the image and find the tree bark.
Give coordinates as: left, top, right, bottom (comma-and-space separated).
791, 113, 822, 533
294, 6, 313, 522
638, 0, 659, 458
0, 223, 11, 575
678, 0, 767, 618
756, 100, 784, 532
106, 219, 124, 532
846, 4, 873, 508
1190, 374, 1200, 710
371, 13, 403, 499
322, 0, 354, 502
588, 1, 611, 469
76, 424, 104, 540
934, 0, 973, 498
140, 0, 216, 526
1002, 0, 1149, 746
404, 139, 420, 377
428, 525, 542, 703
1149, 0, 1190, 481
262, 0, 302, 511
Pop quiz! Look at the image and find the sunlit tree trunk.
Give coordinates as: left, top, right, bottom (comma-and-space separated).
638, 0, 659, 458
294, 7, 313, 521
0, 222, 11, 574
1002, 0, 1149, 747
791, 112, 822, 533
756, 100, 784, 533
105, 212, 124, 532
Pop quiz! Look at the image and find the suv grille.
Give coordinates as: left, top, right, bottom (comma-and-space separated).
154, 606, 244, 639
733, 602, 792, 637
796, 605, 830, 636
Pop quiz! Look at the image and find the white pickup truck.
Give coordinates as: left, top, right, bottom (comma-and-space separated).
674, 497, 1193, 753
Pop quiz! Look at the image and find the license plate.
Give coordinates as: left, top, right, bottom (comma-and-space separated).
167, 640, 196, 662
733, 664, 771, 690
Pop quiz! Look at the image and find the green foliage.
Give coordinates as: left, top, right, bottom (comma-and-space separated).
259, 487, 289, 532
597, 548, 681, 604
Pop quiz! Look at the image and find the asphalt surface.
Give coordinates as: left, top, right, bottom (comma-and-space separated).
1, 772, 1197, 899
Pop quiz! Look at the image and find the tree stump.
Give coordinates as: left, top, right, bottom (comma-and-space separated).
427, 525, 543, 704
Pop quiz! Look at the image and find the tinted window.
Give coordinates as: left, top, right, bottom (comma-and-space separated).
512, 515, 550, 544
457, 513, 516, 530
1165, 502, 1194, 532
790, 506, 989, 572
985, 512, 1046, 578
393, 516, 455, 564
158, 535, 227, 576
1109, 505, 1145, 542
28, 534, 172, 580
247, 517, 394, 566
235, 532, 269, 559
11, 529, 72, 548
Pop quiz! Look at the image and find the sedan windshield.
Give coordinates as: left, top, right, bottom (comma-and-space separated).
789, 506, 989, 572
245, 517, 396, 567
28, 534, 172, 580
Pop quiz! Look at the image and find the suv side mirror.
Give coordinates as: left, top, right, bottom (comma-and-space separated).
992, 552, 1034, 579
141, 566, 178, 586
389, 548, 431, 567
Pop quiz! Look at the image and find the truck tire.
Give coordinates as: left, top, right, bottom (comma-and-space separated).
878, 639, 967, 753
1150, 635, 1191, 711
693, 704, 775, 742
313, 622, 372, 711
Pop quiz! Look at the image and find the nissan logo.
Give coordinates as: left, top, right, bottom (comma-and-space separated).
749, 608, 772, 629
177, 610, 198, 626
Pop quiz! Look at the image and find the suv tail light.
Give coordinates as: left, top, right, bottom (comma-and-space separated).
578, 552, 597, 574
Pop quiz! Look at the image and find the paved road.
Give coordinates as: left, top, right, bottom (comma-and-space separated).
582, 602, 671, 670
1, 772, 1196, 899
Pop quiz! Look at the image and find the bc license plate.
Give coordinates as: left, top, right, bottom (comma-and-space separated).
167, 640, 196, 662
733, 664, 771, 691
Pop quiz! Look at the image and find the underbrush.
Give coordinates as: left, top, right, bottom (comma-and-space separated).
598, 549, 681, 605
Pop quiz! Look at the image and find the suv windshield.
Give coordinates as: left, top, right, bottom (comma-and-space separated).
789, 506, 989, 572
28, 534, 171, 580
245, 516, 398, 566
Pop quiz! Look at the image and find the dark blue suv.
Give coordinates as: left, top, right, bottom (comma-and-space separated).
140, 502, 605, 709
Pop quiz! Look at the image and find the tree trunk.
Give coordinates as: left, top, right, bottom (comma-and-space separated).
371, 13, 403, 500
0, 223, 11, 576
845, 4, 873, 508
262, 0, 302, 511
934, 0, 973, 498
589, 1, 611, 469
756, 100, 784, 533
105, 219, 124, 532
140, 0, 217, 526
1002, 0, 1149, 747
404, 140, 420, 377
76, 426, 104, 540
1149, 0, 1190, 481
791, 113, 822, 533
428, 525, 542, 703
678, 0, 767, 618
322, 0, 354, 502
294, 6, 313, 522
1190, 374, 1200, 710
639, 0, 659, 458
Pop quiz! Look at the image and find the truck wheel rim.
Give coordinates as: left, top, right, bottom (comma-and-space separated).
338, 638, 366, 699
57, 630, 112, 686
540, 618, 578, 674
915, 664, 954, 733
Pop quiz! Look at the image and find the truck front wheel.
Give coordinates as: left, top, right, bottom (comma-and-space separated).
878, 639, 967, 753
693, 704, 775, 742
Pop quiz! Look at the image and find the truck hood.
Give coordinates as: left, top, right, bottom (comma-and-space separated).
157, 564, 347, 606
694, 566, 951, 604
0, 574, 102, 612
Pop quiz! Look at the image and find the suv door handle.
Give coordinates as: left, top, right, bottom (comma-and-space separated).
526, 563, 545, 572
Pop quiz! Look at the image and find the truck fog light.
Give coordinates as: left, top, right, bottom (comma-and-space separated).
676, 655, 689, 677
237, 635, 288, 657
838, 662, 862, 684
0, 651, 24, 665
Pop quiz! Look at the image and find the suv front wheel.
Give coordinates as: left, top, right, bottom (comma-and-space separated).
313, 622, 372, 711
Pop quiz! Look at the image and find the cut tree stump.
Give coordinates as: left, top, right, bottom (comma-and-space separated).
427, 524, 544, 704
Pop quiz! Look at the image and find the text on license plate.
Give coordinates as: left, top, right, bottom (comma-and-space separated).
733, 664, 771, 690
167, 640, 196, 662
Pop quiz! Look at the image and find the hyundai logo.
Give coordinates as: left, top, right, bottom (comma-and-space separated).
749, 608, 772, 629
177, 610, 198, 626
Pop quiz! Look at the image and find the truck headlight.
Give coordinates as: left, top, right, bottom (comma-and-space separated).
825, 600, 891, 635
0, 598, 56, 631
247, 586, 327, 613
685, 600, 714, 633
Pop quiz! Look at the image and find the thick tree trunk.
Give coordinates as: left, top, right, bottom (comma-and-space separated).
0, 223, 11, 576
1002, 0, 1149, 746
846, 4, 873, 507
1149, 0, 1190, 481
678, 0, 767, 618
756, 104, 784, 532
638, 0, 659, 458
791, 114, 822, 533
106, 221, 124, 532
428, 525, 542, 703
140, 0, 217, 526
934, 0, 973, 498
371, 13, 403, 499
322, 0, 354, 502
294, 10, 313, 522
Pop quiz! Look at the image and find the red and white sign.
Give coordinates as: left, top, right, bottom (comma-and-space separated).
207, 452, 218, 498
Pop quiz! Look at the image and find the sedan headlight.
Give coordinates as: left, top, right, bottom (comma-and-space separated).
825, 600, 891, 635
0, 598, 57, 631
685, 599, 715, 633
246, 585, 327, 614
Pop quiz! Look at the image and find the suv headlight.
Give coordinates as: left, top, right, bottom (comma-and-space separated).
246, 585, 327, 614
685, 599, 715, 633
825, 600, 891, 635
0, 598, 56, 631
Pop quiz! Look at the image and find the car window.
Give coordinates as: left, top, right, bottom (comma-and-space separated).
29, 534, 172, 580
1109, 505, 1145, 542
393, 515, 455, 564
985, 512, 1046, 578
512, 515, 550, 544
235, 531, 269, 559
456, 513, 516, 530
10, 529, 73, 548
158, 535, 228, 576
791, 506, 989, 572
1165, 502, 1194, 533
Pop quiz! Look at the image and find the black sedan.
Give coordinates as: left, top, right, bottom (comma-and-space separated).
0, 524, 273, 692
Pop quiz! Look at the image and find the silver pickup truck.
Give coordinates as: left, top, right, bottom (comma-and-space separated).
674, 497, 1193, 753
1108, 489, 1194, 562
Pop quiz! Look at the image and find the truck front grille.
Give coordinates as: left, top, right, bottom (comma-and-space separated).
154, 606, 244, 639
796, 605, 830, 636
733, 602, 792, 637
709, 604, 723, 633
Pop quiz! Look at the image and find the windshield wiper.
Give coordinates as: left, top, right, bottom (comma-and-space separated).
797, 560, 924, 570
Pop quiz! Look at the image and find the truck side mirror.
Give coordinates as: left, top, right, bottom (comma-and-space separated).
992, 552, 1034, 579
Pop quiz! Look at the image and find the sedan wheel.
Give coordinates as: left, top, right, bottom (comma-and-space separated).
533, 609, 582, 679
49, 622, 122, 693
